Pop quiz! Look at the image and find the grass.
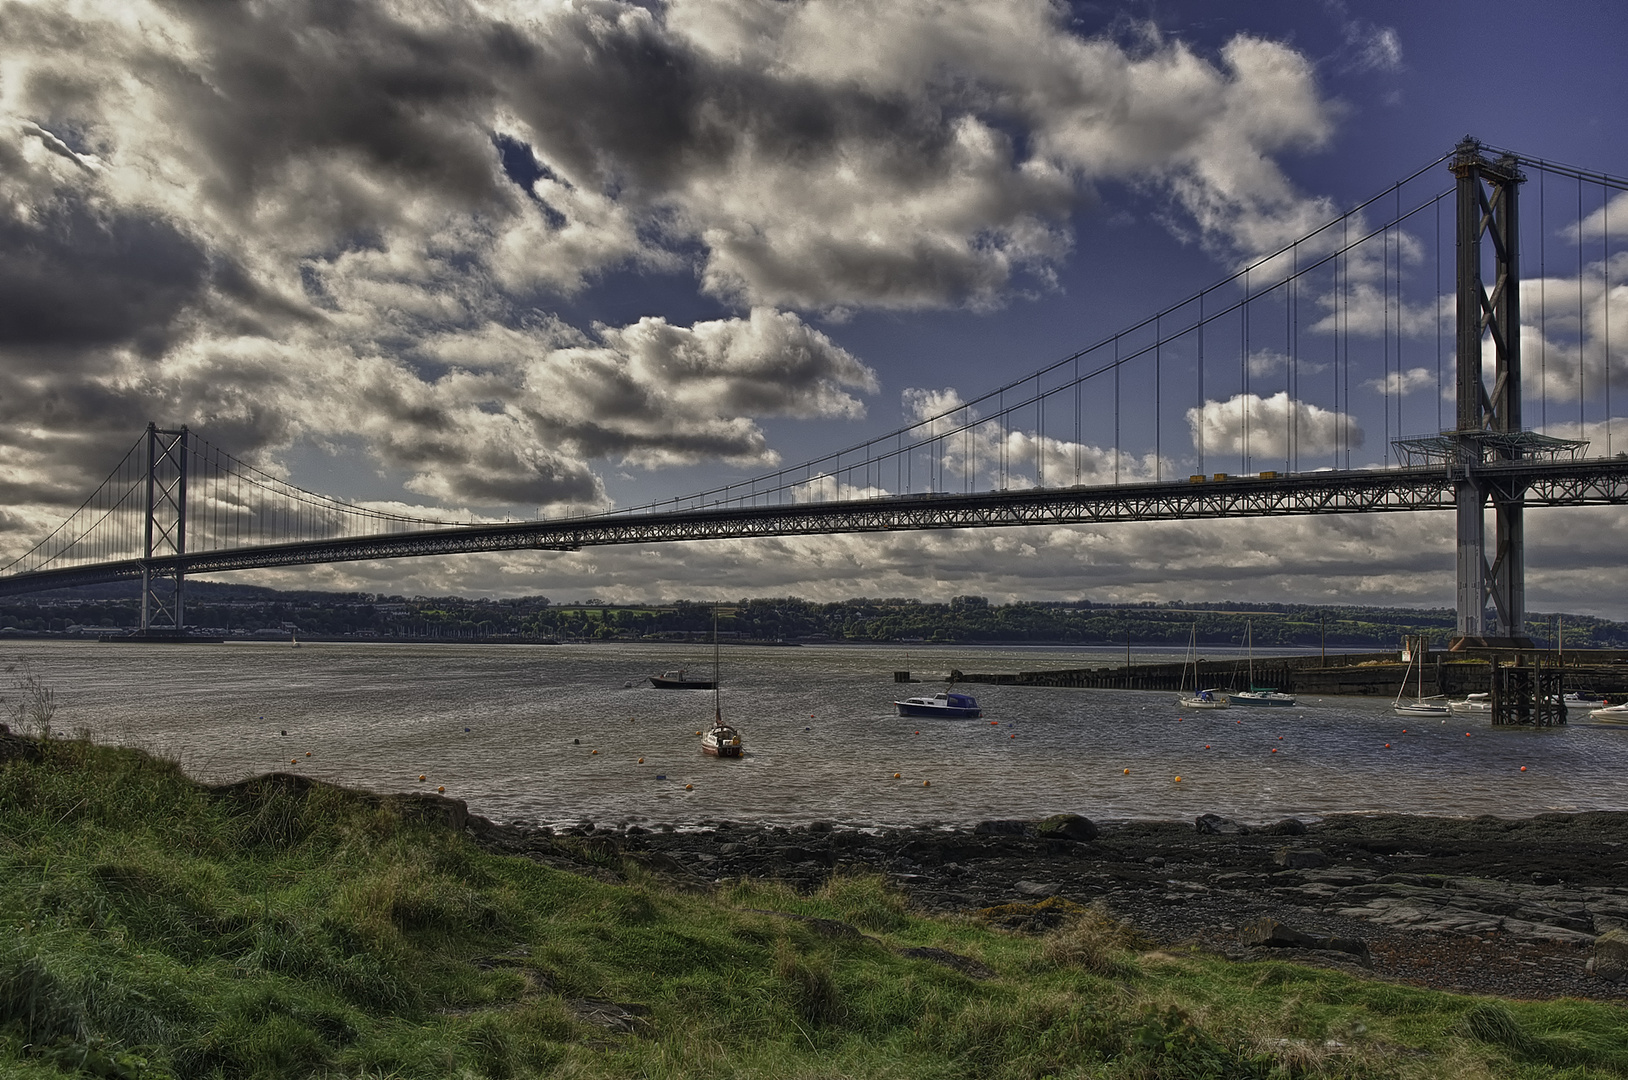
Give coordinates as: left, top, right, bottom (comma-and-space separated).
2, 737, 1627, 1079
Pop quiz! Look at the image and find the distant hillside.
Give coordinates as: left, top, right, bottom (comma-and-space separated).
4, 584, 1626, 648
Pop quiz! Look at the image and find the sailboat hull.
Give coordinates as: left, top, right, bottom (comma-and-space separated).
1228, 692, 1297, 707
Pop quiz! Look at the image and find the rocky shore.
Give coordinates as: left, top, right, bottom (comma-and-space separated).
468, 809, 1628, 1002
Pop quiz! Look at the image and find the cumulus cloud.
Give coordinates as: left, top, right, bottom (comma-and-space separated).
0, 0, 1354, 577
1365, 366, 1439, 396
1518, 259, 1628, 407
1186, 393, 1363, 462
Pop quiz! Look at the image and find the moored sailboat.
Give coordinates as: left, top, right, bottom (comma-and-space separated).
1228, 619, 1296, 707
1175, 622, 1229, 710
700, 615, 742, 757
1393, 638, 1450, 717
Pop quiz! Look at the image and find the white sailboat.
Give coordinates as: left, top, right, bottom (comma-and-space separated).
1393, 639, 1450, 717
700, 614, 742, 757
1228, 619, 1297, 707
1176, 622, 1229, 709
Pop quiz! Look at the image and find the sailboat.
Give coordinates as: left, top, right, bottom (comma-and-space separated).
700, 614, 742, 757
1227, 619, 1297, 707
1393, 639, 1450, 717
1176, 622, 1229, 709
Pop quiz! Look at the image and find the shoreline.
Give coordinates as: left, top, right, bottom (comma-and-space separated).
469, 807, 1628, 1003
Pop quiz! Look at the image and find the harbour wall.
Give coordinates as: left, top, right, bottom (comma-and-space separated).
942, 649, 1628, 698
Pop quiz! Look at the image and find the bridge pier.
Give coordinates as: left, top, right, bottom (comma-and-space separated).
138, 423, 189, 637
1447, 138, 1532, 650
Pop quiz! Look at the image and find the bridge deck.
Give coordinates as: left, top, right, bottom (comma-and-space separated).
4, 458, 1628, 596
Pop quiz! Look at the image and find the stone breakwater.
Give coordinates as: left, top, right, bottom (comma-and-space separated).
467, 809, 1628, 1001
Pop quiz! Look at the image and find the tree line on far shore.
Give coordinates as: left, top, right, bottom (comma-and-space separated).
5, 583, 1626, 649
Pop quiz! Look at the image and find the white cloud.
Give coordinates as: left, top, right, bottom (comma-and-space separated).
1364, 366, 1438, 396
1186, 392, 1363, 461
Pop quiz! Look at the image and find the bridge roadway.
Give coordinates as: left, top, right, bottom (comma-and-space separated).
4, 457, 1628, 596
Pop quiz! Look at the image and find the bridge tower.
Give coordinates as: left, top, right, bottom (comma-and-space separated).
139, 423, 189, 636
1449, 138, 1532, 649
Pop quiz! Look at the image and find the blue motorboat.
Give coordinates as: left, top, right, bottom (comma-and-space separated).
895, 691, 983, 719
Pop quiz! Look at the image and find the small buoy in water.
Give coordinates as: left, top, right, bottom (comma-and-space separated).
1270, 748, 1277, 753
685, 783, 693, 791
1385, 743, 1391, 748
290, 758, 298, 764
892, 772, 901, 779
305, 751, 311, 756
914, 730, 920, 735
638, 757, 645, 764
464, 727, 470, 732
656, 774, 666, 780
1465, 732, 1471, 737
1174, 776, 1182, 783
1123, 768, 1130, 774
989, 720, 998, 726
280, 729, 287, 736
1520, 765, 1527, 772
573, 738, 580, 744
1402, 728, 1407, 733
437, 786, 445, 793
696, 730, 703, 736
922, 780, 930, 787
591, 749, 599, 755
419, 774, 426, 781
1205, 745, 1210, 749
1277, 735, 1283, 740
805, 726, 810, 731
1009, 733, 1015, 738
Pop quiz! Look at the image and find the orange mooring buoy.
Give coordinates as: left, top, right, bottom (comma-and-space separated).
437, 786, 445, 793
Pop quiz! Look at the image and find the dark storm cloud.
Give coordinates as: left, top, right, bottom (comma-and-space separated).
0, 195, 208, 356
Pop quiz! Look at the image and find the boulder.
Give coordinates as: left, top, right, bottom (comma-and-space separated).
1034, 813, 1098, 842
1263, 818, 1308, 836
1195, 813, 1248, 835
0, 731, 43, 765
1241, 917, 1370, 962
1274, 847, 1327, 869
1588, 928, 1628, 982
1014, 880, 1060, 898
974, 819, 1031, 837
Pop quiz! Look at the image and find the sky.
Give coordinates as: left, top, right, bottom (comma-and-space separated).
3, 0, 1627, 613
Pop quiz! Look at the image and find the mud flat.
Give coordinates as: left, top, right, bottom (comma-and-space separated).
470, 809, 1628, 1002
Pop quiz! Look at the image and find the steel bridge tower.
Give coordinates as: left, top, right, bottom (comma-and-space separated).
139, 423, 189, 636
1449, 138, 1532, 649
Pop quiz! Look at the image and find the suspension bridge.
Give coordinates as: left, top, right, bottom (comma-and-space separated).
4, 138, 1628, 662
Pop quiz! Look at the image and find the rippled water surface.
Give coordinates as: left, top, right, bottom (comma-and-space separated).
14, 640, 1628, 828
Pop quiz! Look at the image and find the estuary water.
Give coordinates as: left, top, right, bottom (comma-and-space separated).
10, 640, 1628, 829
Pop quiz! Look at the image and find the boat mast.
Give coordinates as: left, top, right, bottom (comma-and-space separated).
713, 610, 722, 725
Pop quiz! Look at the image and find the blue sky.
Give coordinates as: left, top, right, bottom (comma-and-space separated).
3, 0, 1626, 611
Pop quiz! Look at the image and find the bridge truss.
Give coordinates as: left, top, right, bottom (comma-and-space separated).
4, 457, 1627, 598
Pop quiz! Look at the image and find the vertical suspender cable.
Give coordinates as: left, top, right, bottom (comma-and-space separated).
1154, 314, 1161, 482
1241, 270, 1249, 472
1540, 167, 1547, 433
1437, 193, 1444, 432
1580, 175, 1587, 441
1605, 183, 1612, 457
1198, 291, 1206, 476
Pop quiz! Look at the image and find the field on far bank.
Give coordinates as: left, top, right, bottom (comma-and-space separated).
3, 733, 1628, 1079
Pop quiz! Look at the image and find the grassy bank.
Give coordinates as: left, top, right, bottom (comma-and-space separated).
2, 737, 1626, 1079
